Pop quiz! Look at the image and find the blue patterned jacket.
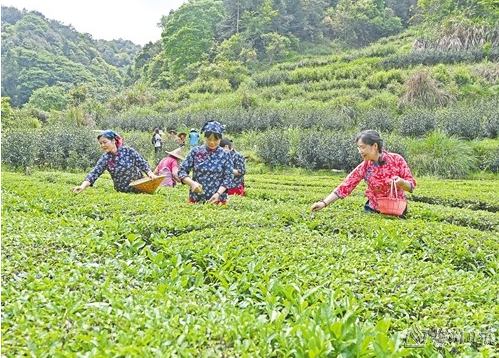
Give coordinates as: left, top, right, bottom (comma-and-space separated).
178, 145, 234, 201
230, 150, 246, 188
85, 146, 151, 193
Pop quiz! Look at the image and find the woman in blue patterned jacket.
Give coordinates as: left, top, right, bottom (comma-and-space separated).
178, 121, 234, 204
72, 130, 154, 194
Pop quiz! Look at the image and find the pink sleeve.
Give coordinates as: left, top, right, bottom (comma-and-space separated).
334, 162, 367, 198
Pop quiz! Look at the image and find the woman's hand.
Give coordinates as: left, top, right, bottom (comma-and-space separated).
191, 182, 203, 193
71, 186, 85, 194
147, 171, 155, 179
72, 180, 90, 194
208, 192, 221, 203
392, 176, 412, 192
311, 201, 327, 212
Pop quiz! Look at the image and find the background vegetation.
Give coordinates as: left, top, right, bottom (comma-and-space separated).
1, 0, 499, 178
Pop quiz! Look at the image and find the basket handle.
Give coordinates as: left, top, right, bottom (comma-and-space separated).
390, 180, 398, 199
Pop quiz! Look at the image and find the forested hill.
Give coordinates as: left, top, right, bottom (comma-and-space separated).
1, 6, 141, 106
1, 0, 498, 125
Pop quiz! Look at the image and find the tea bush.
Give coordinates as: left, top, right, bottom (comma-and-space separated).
438, 106, 482, 140
382, 132, 408, 160
255, 131, 291, 168
1, 127, 100, 171
2, 171, 498, 356
399, 109, 437, 137
296, 130, 359, 171
358, 109, 397, 133
471, 139, 499, 173
1, 130, 40, 169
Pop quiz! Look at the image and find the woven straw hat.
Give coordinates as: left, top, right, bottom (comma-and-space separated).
166, 147, 184, 160
129, 175, 166, 194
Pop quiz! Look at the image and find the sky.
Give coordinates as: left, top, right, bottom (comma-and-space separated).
1, 0, 186, 45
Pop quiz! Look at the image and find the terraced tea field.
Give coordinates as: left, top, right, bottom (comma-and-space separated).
2, 171, 498, 357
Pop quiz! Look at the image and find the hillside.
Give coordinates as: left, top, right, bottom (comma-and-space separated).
1, 5, 141, 107
1, 1, 498, 178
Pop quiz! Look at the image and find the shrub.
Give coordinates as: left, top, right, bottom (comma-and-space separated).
406, 131, 477, 178
437, 105, 483, 140
358, 109, 397, 133
470, 139, 499, 173
453, 67, 473, 86
399, 108, 437, 137
37, 127, 101, 170
479, 99, 499, 139
1, 127, 100, 171
255, 131, 291, 168
1, 129, 40, 169
382, 133, 408, 160
431, 64, 451, 84
296, 130, 359, 171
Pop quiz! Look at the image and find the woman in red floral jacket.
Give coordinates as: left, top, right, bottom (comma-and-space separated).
311, 130, 416, 217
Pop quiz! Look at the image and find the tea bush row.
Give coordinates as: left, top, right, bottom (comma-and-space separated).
96, 98, 499, 140
380, 47, 499, 69
2, 171, 498, 356
2, 125, 498, 179
1, 127, 101, 171
252, 128, 497, 177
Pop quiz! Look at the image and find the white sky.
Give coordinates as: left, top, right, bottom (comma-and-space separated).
1, 0, 186, 45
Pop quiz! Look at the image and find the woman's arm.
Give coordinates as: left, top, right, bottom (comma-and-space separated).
394, 156, 416, 192
178, 149, 202, 192
310, 162, 366, 211
72, 155, 107, 194
311, 192, 341, 211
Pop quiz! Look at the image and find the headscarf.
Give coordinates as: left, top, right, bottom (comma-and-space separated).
98, 130, 123, 147
201, 120, 225, 135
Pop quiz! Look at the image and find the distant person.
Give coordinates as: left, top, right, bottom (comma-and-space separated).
177, 132, 187, 147
164, 129, 179, 152
152, 128, 163, 154
220, 138, 246, 196
188, 128, 200, 148
310, 130, 416, 217
154, 148, 184, 187
72, 130, 154, 194
178, 121, 233, 204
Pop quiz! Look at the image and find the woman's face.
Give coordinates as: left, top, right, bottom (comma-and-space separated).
356, 139, 378, 161
205, 134, 221, 150
98, 136, 117, 153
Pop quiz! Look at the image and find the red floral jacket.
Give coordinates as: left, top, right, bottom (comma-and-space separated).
334, 150, 416, 210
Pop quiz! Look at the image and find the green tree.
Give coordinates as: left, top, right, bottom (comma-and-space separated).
1, 97, 41, 130
25, 86, 69, 112
161, 1, 224, 80
325, 0, 403, 46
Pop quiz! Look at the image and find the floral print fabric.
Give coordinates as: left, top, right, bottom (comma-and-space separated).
334, 150, 416, 211
230, 150, 246, 189
85, 146, 151, 193
178, 145, 234, 202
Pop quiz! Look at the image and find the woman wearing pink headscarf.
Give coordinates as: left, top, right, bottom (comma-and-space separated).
72, 130, 154, 194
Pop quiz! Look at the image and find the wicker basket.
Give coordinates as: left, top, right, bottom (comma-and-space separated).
129, 175, 166, 194
378, 181, 407, 216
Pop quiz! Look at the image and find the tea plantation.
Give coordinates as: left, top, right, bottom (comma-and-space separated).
2, 171, 498, 357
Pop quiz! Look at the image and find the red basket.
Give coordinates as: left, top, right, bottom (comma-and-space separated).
378, 181, 407, 216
